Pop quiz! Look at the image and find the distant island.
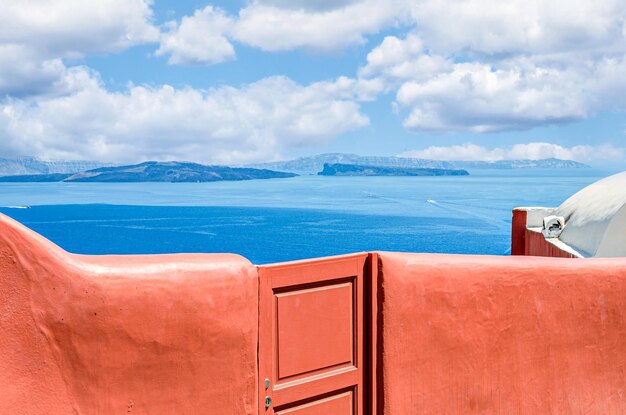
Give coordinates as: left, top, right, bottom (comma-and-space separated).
0, 153, 590, 181
247, 153, 590, 174
0, 156, 112, 176
0, 161, 297, 183
319, 163, 469, 177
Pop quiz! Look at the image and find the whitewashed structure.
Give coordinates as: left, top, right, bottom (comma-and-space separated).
514, 171, 626, 258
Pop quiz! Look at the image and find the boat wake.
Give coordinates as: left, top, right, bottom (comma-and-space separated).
426, 199, 509, 231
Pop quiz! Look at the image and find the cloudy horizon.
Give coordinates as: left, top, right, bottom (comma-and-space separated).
1, 0, 625, 168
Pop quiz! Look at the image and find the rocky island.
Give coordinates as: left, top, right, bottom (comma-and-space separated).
0, 161, 297, 182
318, 163, 469, 176
247, 153, 589, 174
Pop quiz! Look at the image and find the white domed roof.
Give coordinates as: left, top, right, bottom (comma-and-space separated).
555, 171, 626, 257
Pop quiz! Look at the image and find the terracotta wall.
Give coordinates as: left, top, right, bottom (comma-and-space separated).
524, 229, 577, 258
0, 214, 258, 414
3, 213, 625, 414
377, 252, 626, 414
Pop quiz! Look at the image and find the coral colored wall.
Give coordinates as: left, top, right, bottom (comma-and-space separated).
0, 214, 258, 414
524, 229, 577, 258
2, 213, 626, 414
377, 252, 626, 414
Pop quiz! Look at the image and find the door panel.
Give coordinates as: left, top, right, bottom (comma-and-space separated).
259, 254, 367, 415
276, 281, 354, 380
275, 389, 354, 415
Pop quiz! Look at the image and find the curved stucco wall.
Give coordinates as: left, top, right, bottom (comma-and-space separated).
3, 213, 626, 414
378, 252, 626, 414
0, 214, 258, 414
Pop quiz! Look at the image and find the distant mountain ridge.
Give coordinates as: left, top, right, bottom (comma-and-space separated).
0, 154, 590, 178
0, 161, 297, 182
246, 153, 590, 174
0, 157, 113, 176
319, 163, 469, 177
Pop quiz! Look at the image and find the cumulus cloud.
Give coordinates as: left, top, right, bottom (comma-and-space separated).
157, 0, 626, 65
152, 0, 409, 59
156, 6, 235, 65
409, 0, 626, 59
151, 0, 410, 62
0, 1, 379, 163
359, 35, 452, 87
361, 3, 626, 132
3, 0, 626, 162
399, 143, 625, 163
0, 0, 158, 97
232, 0, 409, 52
0, 47, 67, 97
0, 0, 158, 57
395, 61, 590, 132
0, 74, 369, 164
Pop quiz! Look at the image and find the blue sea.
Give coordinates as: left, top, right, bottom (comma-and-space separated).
0, 169, 613, 264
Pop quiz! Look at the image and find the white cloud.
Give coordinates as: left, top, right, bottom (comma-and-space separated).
0, 47, 66, 97
0, 74, 369, 164
399, 142, 625, 163
232, 0, 409, 52
0, 1, 379, 163
358, 34, 453, 104
409, 0, 626, 59
354, 0, 626, 133
0, 0, 158, 97
156, 6, 235, 65
158, 0, 626, 60
359, 35, 452, 86
506, 142, 624, 162
0, 0, 158, 57
395, 61, 589, 132
3, 0, 626, 162
361, 22, 626, 132
153, 0, 409, 58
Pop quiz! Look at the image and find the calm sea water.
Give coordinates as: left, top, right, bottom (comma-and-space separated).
0, 169, 612, 264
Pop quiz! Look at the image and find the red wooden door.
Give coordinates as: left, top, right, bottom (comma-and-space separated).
259, 253, 368, 415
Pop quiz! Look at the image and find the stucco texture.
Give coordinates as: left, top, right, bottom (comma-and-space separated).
0, 214, 258, 414
378, 252, 626, 414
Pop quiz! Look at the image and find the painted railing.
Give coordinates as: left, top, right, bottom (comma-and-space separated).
1, 213, 625, 414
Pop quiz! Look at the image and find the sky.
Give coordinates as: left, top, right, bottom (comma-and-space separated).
1, 0, 625, 168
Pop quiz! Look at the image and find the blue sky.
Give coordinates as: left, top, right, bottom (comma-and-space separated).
1, 0, 625, 167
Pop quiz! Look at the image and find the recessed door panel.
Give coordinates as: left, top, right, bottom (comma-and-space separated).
276, 281, 354, 380
275, 390, 354, 415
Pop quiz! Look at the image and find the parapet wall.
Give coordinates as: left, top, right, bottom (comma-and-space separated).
377, 252, 626, 414
1, 213, 625, 414
0, 214, 258, 414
